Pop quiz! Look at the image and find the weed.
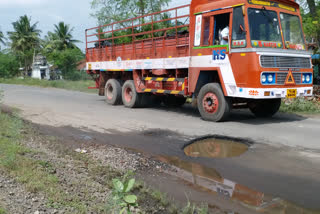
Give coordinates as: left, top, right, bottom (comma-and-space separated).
151, 190, 169, 207
110, 177, 138, 214
0, 207, 6, 214
181, 202, 208, 214
280, 98, 320, 114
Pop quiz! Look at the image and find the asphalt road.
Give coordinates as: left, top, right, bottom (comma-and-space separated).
1, 84, 320, 211
1, 84, 320, 150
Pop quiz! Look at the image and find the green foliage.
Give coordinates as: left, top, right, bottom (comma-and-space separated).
280, 98, 320, 113
46, 48, 84, 80
40, 22, 83, 80
181, 202, 208, 214
42, 22, 80, 53
7, 15, 41, 75
302, 10, 320, 46
0, 207, 6, 214
91, 0, 170, 26
0, 30, 5, 48
110, 177, 138, 214
0, 52, 20, 78
0, 89, 3, 103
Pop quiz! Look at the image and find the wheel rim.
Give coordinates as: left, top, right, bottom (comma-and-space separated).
124, 86, 133, 103
203, 92, 219, 114
106, 84, 113, 100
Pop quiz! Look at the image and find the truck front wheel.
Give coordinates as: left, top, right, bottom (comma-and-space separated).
105, 79, 122, 105
248, 99, 281, 118
197, 83, 231, 122
122, 80, 142, 108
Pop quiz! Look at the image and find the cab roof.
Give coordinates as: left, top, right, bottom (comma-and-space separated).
191, 0, 300, 14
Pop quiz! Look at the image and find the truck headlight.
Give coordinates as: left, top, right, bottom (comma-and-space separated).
268, 74, 274, 83
261, 74, 267, 83
306, 74, 311, 83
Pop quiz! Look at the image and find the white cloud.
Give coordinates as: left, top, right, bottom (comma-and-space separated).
0, 0, 48, 6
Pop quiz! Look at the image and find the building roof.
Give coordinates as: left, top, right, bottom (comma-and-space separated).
77, 59, 86, 70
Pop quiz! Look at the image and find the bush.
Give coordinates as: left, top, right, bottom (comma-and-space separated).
46, 48, 84, 81
0, 53, 20, 78
280, 98, 320, 113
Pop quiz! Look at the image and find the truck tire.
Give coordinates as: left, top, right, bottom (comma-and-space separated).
197, 83, 231, 122
248, 99, 281, 118
162, 95, 186, 107
122, 80, 142, 108
105, 79, 122, 105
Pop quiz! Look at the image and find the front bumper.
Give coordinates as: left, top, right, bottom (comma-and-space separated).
227, 85, 313, 99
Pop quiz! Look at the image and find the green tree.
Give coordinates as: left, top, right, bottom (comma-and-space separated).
42, 22, 80, 53
0, 52, 20, 78
0, 30, 5, 47
8, 15, 41, 76
53, 22, 80, 50
46, 48, 84, 80
42, 31, 60, 54
90, 0, 171, 26
307, 0, 317, 16
41, 22, 83, 80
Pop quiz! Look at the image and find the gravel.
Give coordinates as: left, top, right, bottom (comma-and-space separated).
0, 123, 170, 214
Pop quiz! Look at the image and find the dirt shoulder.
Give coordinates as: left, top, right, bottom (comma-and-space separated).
0, 108, 216, 214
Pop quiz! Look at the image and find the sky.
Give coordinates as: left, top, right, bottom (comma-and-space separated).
0, 0, 191, 52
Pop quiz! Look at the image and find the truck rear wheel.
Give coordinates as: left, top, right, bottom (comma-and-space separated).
248, 99, 281, 118
105, 79, 122, 105
122, 80, 142, 108
197, 83, 231, 122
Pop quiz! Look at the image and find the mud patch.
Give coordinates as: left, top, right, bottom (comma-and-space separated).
184, 136, 251, 158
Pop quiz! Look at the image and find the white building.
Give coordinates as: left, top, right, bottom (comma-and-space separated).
31, 55, 51, 80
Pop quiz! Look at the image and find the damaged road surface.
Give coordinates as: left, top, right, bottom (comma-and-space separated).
2, 84, 320, 213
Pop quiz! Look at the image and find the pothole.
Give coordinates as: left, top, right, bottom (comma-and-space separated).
184, 136, 250, 158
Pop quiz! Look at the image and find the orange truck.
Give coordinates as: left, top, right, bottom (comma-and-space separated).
86, 0, 313, 122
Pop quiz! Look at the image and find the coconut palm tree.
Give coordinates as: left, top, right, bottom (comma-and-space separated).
8, 15, 41, 75
0, 30, 5, 46
53, 22, 80, 50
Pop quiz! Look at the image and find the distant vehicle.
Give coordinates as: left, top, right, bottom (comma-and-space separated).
85, 0, 313, 122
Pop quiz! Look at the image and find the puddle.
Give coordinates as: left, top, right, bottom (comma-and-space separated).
184, 137, 249, 158
157, 155, 318, 214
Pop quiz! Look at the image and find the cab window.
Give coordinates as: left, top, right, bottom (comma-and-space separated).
213, 13, 230, 46
202, 17, 211, 46
232, 6, 246, 48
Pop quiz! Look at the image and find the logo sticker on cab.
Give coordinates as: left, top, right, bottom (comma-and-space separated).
213, 49, 226, 61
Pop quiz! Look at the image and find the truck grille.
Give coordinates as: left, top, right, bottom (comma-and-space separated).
292, 73, 302, 84
276, 72, 302, 85
276, 73, 287, 84
260, 56, 311, 68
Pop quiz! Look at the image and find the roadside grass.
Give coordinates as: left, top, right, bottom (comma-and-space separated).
0, 207, 6, 214
280, 98, 320, 114
0, 78, 97, 94
0, 112, 96, 213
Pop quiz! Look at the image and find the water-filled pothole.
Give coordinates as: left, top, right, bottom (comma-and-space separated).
184, 136, 250, 158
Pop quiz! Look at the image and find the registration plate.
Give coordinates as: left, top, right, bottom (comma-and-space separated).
286, 89, 297, 98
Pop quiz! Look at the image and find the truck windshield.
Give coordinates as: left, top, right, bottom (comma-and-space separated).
280, 13, 305, 50
248, 8, 282, 48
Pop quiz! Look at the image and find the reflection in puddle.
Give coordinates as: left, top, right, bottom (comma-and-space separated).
157, 156, 318, 214
184, 138, 249, 158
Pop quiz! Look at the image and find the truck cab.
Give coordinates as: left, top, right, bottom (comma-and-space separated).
188, 0, 313, 120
